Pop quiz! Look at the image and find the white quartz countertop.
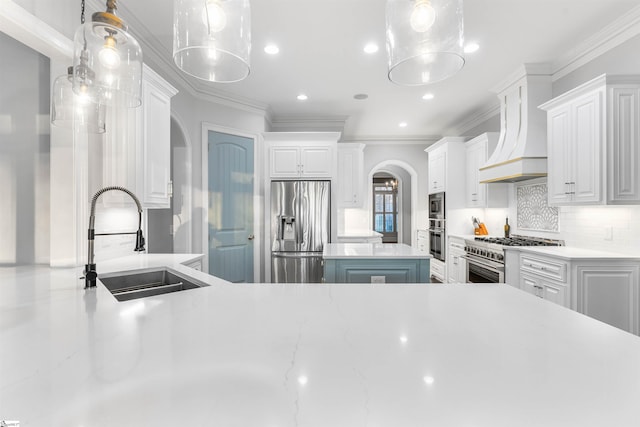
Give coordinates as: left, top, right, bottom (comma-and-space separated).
2, 254, 640, 426
504, 245, 640, 260
323, 243, 431, 259
337, 229, 383, 238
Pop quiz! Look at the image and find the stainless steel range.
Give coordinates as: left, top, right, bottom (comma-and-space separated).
463, 235, 564, 283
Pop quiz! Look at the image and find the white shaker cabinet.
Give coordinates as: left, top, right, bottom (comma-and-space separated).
506, 248, 640, 335
102, 65, 177, 208
447, 236, 466, 283
425, 136, 467, 202
465, 133, 508, 208
137, 67, 178, 207
266, 132, 339, 179
337, 143, 365, 207
428, 147, 446, 194
540, 74, 640, 205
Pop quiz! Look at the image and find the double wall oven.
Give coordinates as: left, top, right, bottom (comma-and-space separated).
463, 236, 564, 283
428, 192, 445, 262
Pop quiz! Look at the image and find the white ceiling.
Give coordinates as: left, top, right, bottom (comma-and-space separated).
116, 0, 640, 141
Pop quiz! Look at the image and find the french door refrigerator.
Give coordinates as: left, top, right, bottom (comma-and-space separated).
271, 180, 330, 283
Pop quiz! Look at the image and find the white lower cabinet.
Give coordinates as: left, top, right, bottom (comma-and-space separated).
447, 236, 466, 283
430, 258, 445, 283
416, 230, 429, 253
576, 264, 639, 335
508, 248, 640, 335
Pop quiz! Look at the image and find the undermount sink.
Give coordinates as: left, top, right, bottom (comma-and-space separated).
99, 268, 209, 302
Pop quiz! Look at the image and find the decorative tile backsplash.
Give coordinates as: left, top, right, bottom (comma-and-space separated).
516, 181, 559, 232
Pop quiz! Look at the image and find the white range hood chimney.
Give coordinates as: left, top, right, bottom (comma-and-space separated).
479, 64, 552, 183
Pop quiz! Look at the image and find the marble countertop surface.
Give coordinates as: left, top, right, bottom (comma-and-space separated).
323, 243, 431, 259
2, 254, 640, 426
337, 229, 383, 238
503, 245, 640, 260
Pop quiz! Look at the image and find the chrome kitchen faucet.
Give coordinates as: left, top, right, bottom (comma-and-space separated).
83, 186, 145, 288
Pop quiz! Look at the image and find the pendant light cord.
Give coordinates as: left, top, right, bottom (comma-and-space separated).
80, 0, 85, 24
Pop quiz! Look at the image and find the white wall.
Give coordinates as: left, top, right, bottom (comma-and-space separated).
0, 31, 50, 265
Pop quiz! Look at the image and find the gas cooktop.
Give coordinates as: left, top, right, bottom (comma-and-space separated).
473, 235, 564, 247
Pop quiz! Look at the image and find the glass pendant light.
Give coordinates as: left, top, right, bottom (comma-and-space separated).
51, 0, 106, 133
173, 0, 251, 83
386, 0, 464, 85
51, 66, 106, 133
72, 0, 143, 107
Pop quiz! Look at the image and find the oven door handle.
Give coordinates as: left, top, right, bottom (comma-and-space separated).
461, 255, 505, 273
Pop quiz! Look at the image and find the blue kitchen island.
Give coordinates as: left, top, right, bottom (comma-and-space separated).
322, 242, 431, 283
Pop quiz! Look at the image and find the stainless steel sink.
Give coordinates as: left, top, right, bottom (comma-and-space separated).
99, 268, 209, 302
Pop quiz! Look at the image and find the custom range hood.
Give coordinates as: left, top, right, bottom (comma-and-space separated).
479, 64, 552, 183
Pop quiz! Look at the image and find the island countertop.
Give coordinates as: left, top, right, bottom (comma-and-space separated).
323, 242, 430, 259
2, 255, 640, 426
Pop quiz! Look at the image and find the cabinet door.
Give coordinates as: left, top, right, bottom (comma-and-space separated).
465, 142, 484, 207
576, 265, 639, 334
547, 105, 573, 205
337, 146, 364, 207
270, 146, 300, 177
608, 87, 640, 203
300, 146, 333, 177
428, 150, 446, 193
541, 280, 568, 307
140, 81, 172, 207
572, 92, 602, 203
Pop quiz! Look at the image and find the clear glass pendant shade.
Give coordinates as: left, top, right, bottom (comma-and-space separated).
386, 0, 464, 85
51, 67, 106, 134
72, 18, 143, 107
173, 0, 251, 82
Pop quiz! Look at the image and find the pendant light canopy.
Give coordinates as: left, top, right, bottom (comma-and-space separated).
173, 0, 251, 83
72, 0, 143, 107
51, 66, 106, 133
386, 0, 464, 86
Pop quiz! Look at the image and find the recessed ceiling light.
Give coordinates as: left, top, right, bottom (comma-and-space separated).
353, 93, 369, 100
399, 122, 408, 128
297, 94, 308, 101
264, 44, 280, 55
422, 93, 435, 100
364, 43, 379, 54
464, 42, 480, 53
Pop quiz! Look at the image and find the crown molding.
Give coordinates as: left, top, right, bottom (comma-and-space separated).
552, 4, 640, 81
341, 135, 440, 145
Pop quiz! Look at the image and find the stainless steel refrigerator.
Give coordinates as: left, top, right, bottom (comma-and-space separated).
271, 180, 331, 283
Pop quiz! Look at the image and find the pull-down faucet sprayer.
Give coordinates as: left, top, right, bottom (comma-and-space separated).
84, 186, 145, 288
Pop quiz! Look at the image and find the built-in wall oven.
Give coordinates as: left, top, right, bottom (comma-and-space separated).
428, 192, 445, 261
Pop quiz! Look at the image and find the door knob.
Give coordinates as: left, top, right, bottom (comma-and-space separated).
248, 234, 255, 240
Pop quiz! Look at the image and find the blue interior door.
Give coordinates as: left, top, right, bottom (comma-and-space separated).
208, 131, 254, 282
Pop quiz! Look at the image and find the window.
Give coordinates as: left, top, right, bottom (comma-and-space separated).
373, 177, 398, 243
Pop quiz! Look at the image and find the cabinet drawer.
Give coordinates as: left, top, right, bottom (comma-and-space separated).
521, 255, 567, 283
431, 260, 444, 276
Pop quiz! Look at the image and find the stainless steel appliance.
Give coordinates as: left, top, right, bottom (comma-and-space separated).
271, 180, 331, 283
463, 235, 564, 283
428, 192, 445, 261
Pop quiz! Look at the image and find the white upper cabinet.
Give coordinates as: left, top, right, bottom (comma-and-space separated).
465, 133, 508, 208
266, 132, 339, 179
137, 67, 178, 208
102, 65, 177, 208
540, 74, 640, 205
425, 137, 467, 197
337, 143, 365, 207
428, 147, 446, 194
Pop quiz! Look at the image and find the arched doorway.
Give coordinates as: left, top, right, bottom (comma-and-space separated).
369, 161, 418, 246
